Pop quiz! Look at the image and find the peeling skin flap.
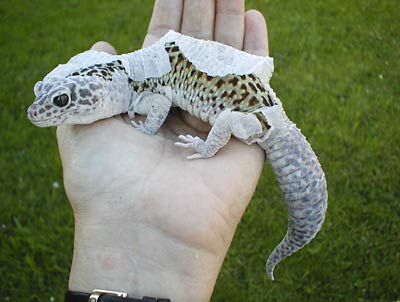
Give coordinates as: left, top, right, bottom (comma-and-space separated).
43, 50, 119, 80
43, 30, 274, 85
121, 42, 171, 81
157, 30, 274, 83
122, 30, 274, 83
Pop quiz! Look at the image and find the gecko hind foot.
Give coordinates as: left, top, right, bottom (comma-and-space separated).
175, 135, 212, 159
131, 120, 157, 135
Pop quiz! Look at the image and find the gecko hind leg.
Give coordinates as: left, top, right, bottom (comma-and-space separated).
130, 93, 172, 135
175, 110, 263, 159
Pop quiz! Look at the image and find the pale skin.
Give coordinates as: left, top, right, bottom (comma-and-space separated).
57, 0, 268, 300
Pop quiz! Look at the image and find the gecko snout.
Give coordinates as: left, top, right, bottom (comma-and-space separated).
27, 104, 39, 120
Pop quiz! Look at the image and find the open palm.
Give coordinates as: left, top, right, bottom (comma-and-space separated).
57, 1, 269, 300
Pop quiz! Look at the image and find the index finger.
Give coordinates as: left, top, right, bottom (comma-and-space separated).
142, 0, 184, 48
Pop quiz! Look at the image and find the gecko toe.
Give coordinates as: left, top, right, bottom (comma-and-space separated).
174, 141, 192, 148
131, 120, 144, 128
187, 153, 204, 160
178, 134, 196, 143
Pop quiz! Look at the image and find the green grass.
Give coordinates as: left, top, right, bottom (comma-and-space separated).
0, 0, 399, 301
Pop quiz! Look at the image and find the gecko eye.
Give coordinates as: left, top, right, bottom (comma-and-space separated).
53, 94, 69, 107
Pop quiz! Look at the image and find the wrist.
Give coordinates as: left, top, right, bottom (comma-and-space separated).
68, 213, 222, 301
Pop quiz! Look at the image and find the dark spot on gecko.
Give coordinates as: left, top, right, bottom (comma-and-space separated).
248, 96, 258, 106
228, 90, 237, 98
117, 60, 122, 64
248, 74, 256, 80
45, 105, 52, 110
221, 91, 228, 98
206, 75, 213, 81
218, 104, 225, 110
92, 96, 99, 104
53, 109, 58, 114
216, 79, 224, 88
71, 72, 79, 76
268, 94, 275, 105
186, 61, 193, 68
89, 84, 98, 90
171, 46, 180, 52
39, 108, 45, 114
256, 83, 266, 92
241, 91, 249, 100
229, 77, 239, 86
240, 84, 247, 90
79, 89, 92, 98
46, 112, 52, 117
248, 82, 258, 93
176, 54, 184, 64
255, 112, 271, 129
261, 96, 270, 106
79, 99, 91, 105
164, 42, 175, 51
70, 90, 77, 102
240, 75, 246, 80
233, 99, 241, 106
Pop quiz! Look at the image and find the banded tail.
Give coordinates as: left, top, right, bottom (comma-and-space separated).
259, 118, 328, 280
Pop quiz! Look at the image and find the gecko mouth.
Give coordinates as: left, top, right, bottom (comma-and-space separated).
27, 109, 81, 126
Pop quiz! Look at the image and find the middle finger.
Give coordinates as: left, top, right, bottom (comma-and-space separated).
214, 0, 245, 49
180, 0, 215, 40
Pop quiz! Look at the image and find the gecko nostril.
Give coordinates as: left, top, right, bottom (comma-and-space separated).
28, 106, 38, 118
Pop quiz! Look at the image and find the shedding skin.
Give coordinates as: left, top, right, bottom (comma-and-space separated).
27, 32, 328, 280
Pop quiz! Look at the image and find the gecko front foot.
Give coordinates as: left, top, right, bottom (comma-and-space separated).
175, 135, 213, 159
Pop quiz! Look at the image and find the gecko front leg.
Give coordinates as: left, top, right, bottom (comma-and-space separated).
175, 110, 263, 159
130, 92, 172, 135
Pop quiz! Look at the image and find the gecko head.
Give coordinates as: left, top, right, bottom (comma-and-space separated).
27, 76, 105, 127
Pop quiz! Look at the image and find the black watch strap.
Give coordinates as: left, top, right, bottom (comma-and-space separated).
65, 290, 171, 302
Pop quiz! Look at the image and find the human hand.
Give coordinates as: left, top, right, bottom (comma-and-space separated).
57, 1, 269, 300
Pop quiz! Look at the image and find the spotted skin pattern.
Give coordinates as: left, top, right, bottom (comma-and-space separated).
70, 60, 125, 81
131, 42, 275, 132
28, 35, 327, 281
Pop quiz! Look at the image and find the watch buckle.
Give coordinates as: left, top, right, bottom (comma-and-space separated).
89, 289, 128, 302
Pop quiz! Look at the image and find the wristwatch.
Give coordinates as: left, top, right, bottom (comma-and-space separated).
65, 289, 171, 302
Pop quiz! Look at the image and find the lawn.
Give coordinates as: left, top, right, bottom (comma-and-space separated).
0, 0, 399, 301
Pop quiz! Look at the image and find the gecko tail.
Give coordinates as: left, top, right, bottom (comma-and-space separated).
259, 118, 328, 281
